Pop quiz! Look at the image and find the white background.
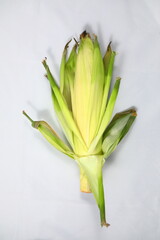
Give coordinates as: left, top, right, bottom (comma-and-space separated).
0, 0, 160, 239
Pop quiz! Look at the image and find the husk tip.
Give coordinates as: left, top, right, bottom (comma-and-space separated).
42, 57, 47, 65
116, 77, 121, 81
22, 110, 34, 124
101, 221, 110, 227
80, 30, 91, 39
64, 39, 72, 50
107, 41, 112, 51
131, 110, 137, 117
73, 37, 79, 46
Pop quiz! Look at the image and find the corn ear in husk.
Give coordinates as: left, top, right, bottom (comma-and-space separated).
23, 31, 137, 227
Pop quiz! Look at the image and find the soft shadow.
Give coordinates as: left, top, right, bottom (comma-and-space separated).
46, 48, 59, 80
27, 101, 60, 134
33, 239, 52, 240
97, 23, 106, 55
80, 191, 95, 205
97, 23, 120, 55
103, 147, 121, 171
83, 24, 94, 35
96, 23, 125, 100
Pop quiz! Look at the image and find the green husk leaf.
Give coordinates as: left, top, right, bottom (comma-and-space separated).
23, 111, 74, 158
52, 91, 75, 151
88, 78, 121, 153
60, 39, 72, 93
99, 43, 116, 124
102, 109, 137, 158
42, 58, 87, 149
76, 155, 110, 227
63, 43, 77, 110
